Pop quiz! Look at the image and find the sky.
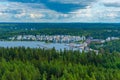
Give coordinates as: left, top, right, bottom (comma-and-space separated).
0, 0, 120, 23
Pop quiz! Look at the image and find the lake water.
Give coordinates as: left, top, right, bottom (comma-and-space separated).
0, 41, 82, 51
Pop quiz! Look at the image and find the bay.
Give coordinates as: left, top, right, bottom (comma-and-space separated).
0, 41, 76, 51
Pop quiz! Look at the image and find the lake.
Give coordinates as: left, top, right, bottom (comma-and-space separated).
0, 41, 82, 51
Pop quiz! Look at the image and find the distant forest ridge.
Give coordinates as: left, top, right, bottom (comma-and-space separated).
0, 23, 120, 29
0, 23, 120, 40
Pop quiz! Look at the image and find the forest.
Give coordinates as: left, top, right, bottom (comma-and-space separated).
0, 47, 120, 80
89, 40, 120, 53
0, 23, 120, 40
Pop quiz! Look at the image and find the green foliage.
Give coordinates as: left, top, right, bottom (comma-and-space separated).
0, 23, 120, 40
0, 47, 119, 79
90, 40, 120, 53
0, 59, 40, 80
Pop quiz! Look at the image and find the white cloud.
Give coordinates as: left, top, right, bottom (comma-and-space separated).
0, 0, 120, 22
63, 0, 120, 22
100, 0, 120, 7
49, 0, 96, 4
101, 0, 119, 3
29, 13, 45, 19
15, 12, 26, 18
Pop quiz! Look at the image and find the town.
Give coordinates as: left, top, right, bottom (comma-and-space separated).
9, 35, 86, 43
8, 35, 120, 53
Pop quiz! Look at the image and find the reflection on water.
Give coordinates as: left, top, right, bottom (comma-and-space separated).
0, 41, 82, 51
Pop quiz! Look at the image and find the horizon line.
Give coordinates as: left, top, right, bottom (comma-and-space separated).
0, 22, 120, 24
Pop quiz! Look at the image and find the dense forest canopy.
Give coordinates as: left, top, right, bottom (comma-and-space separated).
0, 47, 120, 80
89, 40, 120, 53
0, 23, 120, 39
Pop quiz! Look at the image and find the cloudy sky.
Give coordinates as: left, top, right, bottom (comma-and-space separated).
0, 0, 120, 22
